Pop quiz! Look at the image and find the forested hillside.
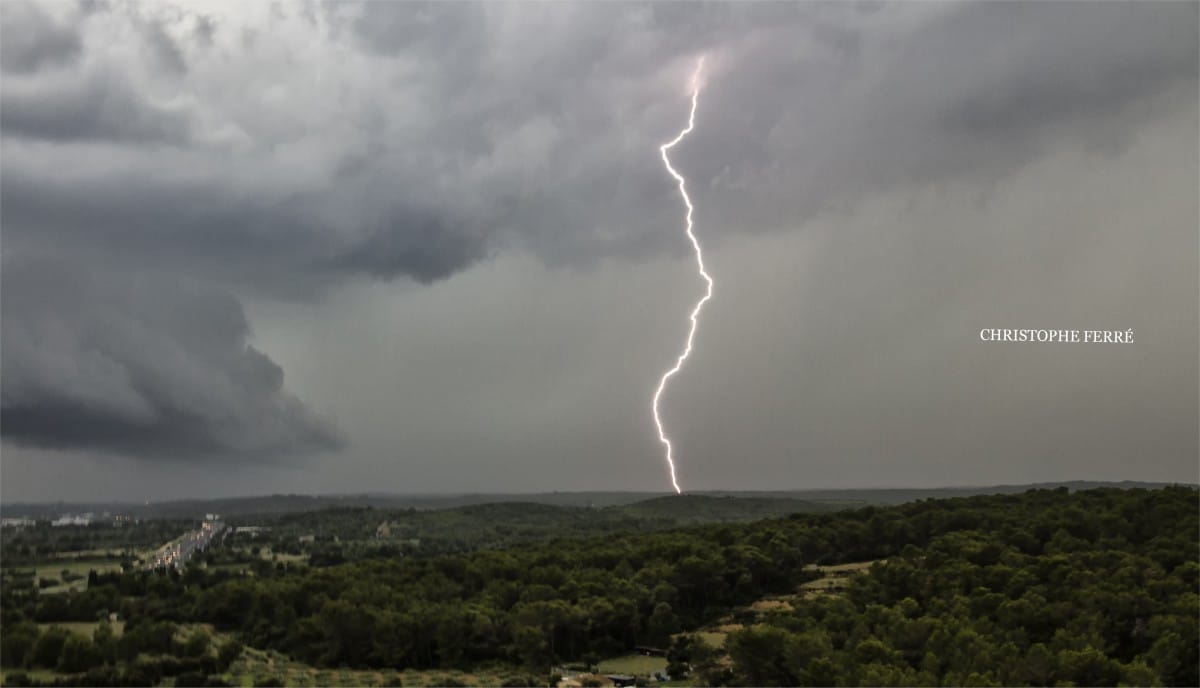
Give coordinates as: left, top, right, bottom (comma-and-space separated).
2, 486, 1196, 686
221, 495, 843, 562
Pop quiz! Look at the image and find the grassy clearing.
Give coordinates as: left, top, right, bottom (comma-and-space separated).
36, 621, 125, 638
798, 559, 882, 599
748, 598, 792, 613
257, 548, 308, 565
227, 647, 516, 687
42, 549, 128, 561
800, 559, 880, 579
818, 560, 881, 574
22, 559, 123, 594
36, 582, 85, 595
37, 559, 123, 576
205, 562, 253, 573
799, 577, 846, 598
0, 669, 68, 686
597, 654, 667, 675
674, 559, 884, 673
694, 631, 727, 649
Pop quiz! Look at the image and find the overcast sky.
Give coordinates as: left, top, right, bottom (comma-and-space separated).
2, 1, 1197, 502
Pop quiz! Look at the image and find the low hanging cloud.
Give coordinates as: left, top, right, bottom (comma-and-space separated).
0, 70, 192, 144
0, 259, 344, 461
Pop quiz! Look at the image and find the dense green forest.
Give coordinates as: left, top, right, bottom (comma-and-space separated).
2, 486, 1196, 686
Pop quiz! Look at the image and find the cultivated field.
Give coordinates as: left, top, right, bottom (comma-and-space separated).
597, 654, 668, 675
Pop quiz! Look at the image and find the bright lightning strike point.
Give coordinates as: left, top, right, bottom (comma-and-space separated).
653, 56, 709, 495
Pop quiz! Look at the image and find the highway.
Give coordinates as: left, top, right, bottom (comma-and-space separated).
146, 520, 224, 571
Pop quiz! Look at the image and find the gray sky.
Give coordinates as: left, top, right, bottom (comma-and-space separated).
2, 1, 1197, 502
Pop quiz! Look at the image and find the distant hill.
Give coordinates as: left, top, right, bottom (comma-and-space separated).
1, 480, 1187, 520
208, 494, 848, 557
693, 480, 1190, 505
0, 492, 665, 520
614, 494, 845, 523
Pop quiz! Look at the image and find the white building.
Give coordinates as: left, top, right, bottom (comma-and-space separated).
51, 513, 94, 527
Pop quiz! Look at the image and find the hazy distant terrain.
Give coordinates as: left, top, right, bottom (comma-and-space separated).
3, 480, 1184, 520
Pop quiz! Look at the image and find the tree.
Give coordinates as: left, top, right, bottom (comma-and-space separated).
57, 634, 102, 674
727, 626, 800, 686
646, 603, 680, 645
183, 630, 211, 658
1119, 659, 1162, 687
1055, 647, 1122, 687
666, 634, 698, 679
0, 622, 39, 669
31, 626, 71, 669
91, 622, 117, 665
1015, 643, 1055, 685
779, 630, 833, 681
1146, 631, 1197, 686
513, 624, 549, 669
217, 640, 244, 671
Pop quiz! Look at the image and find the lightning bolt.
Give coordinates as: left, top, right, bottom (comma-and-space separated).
653, 56, 709, 495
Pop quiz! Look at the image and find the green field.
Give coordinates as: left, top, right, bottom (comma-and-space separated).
693, 632, 726, 650
226, 646, 523, 687
33, 559, 122, 594
257, 548, 308, 564
3, 559, 127, 595
36, 621, 125, 638
597, 654, 667, 676
0, 668, 66, 686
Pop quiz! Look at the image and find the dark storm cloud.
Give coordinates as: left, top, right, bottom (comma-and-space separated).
936, 3, 1198, 138
0, 1, 81, 74
332, 213, 487, 284
188, 15, 215, 50
350, 2, 485, 59
4, 2, 1193, 291
0, 259, 344, 460
139, 18, 188, 75
0, 170, 486, 297
678, 1, 1199, 237
0, 0, 1195, 478
0, 71, 191, 143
